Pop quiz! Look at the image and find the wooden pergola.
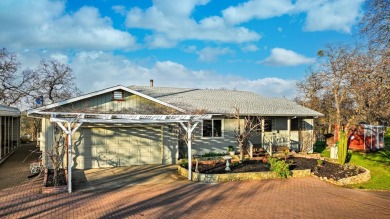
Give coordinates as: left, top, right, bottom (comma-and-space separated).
28, 111, 212, 193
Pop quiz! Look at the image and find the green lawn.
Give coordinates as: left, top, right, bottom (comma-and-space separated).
347, 150, 390, 190
347, 127, 390, 190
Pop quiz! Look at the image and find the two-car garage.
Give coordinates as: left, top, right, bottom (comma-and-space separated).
73, 126, 164, 169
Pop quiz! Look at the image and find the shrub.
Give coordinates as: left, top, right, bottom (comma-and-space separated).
180, 159, 188, 168
227, 145, 235, 152
317, 159, 324, 165
268, 157, 291, 178
346, 150, 352, 163
338, 131, 348, 165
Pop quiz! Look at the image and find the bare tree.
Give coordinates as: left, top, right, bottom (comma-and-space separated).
316, 44, 356, 129
0, 48, 36, 105
32, 59, 82, 104
233, 107, 262, 162
297, 42, 390, 132
359, 0, 390, 49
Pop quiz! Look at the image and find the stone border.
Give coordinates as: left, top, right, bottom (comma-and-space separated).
178, 165, 371, 185
314, 166, 371, 186
178, 166, 311, 183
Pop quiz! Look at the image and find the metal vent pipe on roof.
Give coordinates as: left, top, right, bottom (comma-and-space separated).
150, 79, 154, 87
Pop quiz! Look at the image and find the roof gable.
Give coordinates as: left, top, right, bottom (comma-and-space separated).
27, 85, 184, 114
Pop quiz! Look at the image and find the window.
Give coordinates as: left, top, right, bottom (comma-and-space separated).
202, 120, 222, 137
290, 118, 301, 131
264, 118, 273, 132
112, 90, 124, 100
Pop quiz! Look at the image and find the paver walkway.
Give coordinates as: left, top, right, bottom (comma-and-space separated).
1, 143, 390, 218
0, 142, 40, 190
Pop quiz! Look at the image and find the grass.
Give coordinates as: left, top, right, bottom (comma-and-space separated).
314, 127, 390, 190
346, 127, 390, 190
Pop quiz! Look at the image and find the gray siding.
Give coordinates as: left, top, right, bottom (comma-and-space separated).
41, 118, 53, 168
0, 116, 21, 161
54, 91, 167, 113
191, 119, 237, 155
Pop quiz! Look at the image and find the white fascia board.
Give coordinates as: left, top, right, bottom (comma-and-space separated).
26, 85, 185, 115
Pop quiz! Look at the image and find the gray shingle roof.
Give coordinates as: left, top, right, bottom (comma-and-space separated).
0, 104, 20, 116
129, 86, 323, 117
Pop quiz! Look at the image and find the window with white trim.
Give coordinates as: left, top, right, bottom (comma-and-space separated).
202, 119, 222, 137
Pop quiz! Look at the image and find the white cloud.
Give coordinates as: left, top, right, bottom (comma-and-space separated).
198, 47, 234, 62
221, 0, 364, 33
241, 44, 259, 52
260, 48, 315, 66
112, 5, 127, 15
0, 0, 136, 50
294, 0, 365, 33
125, 0, 260, 47
68, 51, 297, 98
222, 0, 294, 24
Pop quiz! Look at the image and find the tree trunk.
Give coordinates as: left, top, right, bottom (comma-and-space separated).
239, 141, 243, 163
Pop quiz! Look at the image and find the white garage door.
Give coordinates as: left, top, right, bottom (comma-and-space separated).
73, 126, 162, 168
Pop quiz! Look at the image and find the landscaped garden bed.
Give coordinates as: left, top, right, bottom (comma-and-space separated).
42, 168, 68, 194
178, 156, 370, 184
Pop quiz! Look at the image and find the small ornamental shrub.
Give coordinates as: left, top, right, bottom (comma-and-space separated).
268, 157, 291, 178
230, 162, 239, 167
227, 145, 235, 152
180, 159, 188, 168
317, 159, 324, 166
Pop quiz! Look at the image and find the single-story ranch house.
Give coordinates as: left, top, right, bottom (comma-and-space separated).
28, 84, 322, 169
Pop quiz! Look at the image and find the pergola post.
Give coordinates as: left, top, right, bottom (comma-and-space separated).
55, 120, 82, 193
287, 118, 291, 149
180, 121, 199, 181
67, 122, 72, 193
261, 118, 265, 149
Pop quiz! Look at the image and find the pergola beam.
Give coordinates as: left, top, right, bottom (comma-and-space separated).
180, 121, 199, 180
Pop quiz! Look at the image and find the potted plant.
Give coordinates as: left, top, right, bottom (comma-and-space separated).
227, 145, 235, 156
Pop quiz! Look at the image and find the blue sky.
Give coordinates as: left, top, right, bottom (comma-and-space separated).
0, 0, 365, 98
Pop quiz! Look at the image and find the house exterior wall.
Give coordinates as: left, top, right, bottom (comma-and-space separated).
162, 124, 179, 165
190, 119, 237, 155
187, 117, 315, 156
42, 120, 179, 169
0, 116, 21, 161
54, 91, 168, 113
41, 118, 53, 168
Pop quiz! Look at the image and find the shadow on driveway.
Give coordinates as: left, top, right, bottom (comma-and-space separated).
72, 165, 186, 191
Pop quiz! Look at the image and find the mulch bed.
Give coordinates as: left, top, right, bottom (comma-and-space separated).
45, 169, 67, 187
193, 157, 365, 181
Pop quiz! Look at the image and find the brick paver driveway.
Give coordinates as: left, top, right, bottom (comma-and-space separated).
1, 144, 390, 218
